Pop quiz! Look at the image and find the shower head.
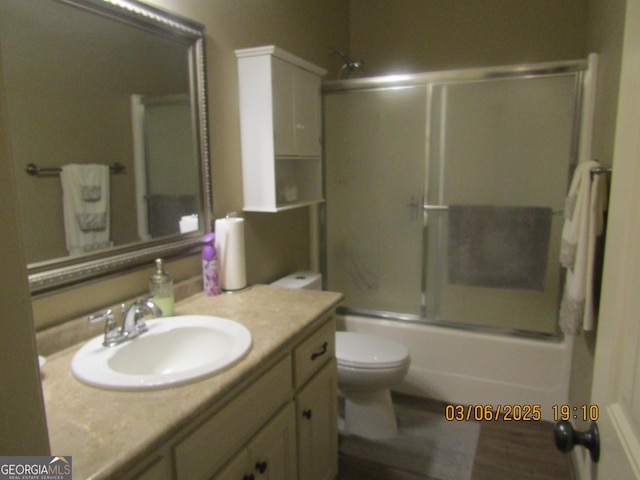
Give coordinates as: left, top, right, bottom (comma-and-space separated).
330, 48, 363, 79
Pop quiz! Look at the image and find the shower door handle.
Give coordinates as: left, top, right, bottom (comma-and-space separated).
423, 204, 448, 225
423, 205, 448, 211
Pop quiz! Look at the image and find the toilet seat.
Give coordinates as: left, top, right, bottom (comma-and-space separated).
336, 332, 409, 369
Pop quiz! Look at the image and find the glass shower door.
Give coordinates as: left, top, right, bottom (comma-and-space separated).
324, 86, 427, 317
323, 67, 582, 336
426, 74, 579, 334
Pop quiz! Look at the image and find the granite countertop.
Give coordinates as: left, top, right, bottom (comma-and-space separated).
41, 285, 343, 479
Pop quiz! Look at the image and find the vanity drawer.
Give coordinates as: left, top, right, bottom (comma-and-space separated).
293, 317, 335, 388
174, 355, 293, 480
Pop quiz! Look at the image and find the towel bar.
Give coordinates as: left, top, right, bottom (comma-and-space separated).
589, 166, 612, 175
26, 163, 126, 176
423, 204, 564, 216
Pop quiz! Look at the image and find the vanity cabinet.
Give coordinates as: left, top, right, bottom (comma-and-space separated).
43, 286, 344, 480
172, 316, 337, 480
236, 45, 326, 212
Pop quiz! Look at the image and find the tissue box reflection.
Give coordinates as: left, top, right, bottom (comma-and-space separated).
179, 214, 199, 233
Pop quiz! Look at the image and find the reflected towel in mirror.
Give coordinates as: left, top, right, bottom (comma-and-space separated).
60, 164, 111, 255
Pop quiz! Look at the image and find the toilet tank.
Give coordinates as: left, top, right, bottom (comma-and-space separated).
270, 271, 322, 290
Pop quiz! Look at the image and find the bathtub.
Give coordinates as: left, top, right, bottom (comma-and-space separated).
337, 314, 573, 422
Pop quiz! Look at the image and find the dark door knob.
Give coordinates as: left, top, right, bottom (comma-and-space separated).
255, 461, 268, 474
554, 420, 600, 462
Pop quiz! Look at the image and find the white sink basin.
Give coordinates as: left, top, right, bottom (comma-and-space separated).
71, 315, 252, 391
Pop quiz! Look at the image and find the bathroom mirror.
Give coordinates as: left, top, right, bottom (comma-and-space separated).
0, 0, 212, 293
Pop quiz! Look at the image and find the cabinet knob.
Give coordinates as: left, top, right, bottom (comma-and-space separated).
243, 475, 255, 480
303, 409, 312, 419
255, 461, 268, 474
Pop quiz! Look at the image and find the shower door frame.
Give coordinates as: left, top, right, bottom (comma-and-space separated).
321, 59, 588, 340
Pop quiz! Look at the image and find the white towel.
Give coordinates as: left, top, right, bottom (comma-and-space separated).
559, 161, 608, 334
60, 164, 111, 255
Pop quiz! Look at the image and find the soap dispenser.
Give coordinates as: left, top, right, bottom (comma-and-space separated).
149, 258, 174, 316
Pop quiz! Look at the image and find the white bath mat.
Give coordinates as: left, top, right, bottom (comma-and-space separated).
339, 403, 480, 480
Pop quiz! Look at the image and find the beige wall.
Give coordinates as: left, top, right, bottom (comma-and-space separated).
348, 0, 588, 76
0, 46, 49, 454
140, 0, 351, 285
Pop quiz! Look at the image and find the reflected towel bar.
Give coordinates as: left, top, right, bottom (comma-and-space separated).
26, 163, 126, 176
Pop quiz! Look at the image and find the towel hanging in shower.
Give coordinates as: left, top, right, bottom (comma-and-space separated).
559, 160, 608, 334
447, 205, 552, 291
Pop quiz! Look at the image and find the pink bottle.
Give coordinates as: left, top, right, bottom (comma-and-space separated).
202, 233, 220, 296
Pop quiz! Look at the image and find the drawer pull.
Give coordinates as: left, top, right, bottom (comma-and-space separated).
310, 341, 328, 361
243, 475, 255, 480
255, 461, 268, 474
303, 409, 312, 419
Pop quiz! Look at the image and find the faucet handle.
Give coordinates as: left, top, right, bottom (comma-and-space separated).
89, 309, 120, 346
88, 308, 113, 324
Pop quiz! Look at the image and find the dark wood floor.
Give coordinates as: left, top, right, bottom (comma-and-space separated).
338, 393, 573, 480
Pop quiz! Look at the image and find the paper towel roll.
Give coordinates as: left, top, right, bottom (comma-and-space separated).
215, 217, 247, 291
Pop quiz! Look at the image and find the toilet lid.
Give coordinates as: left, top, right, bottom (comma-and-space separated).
335, 332, 409, 369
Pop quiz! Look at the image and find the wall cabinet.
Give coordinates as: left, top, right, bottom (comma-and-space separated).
166, 316, 337, 480
236, 46, 326, 212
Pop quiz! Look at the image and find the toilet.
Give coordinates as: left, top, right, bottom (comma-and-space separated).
335, 332, 410, 439
271, 272, 411, 440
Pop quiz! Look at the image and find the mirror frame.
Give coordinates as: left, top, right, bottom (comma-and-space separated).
26, 0, 212, 294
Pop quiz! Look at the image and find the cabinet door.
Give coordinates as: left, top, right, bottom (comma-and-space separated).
272, 58, 321, 157
272, 58, 297, 156
293, 68, 322, 157
214, 403, 297, 480
249, 402, 298, 480
130, 454, 173, 480
174, 357, 292, 479
296, 360, 338, 480
214, 449, 251, 480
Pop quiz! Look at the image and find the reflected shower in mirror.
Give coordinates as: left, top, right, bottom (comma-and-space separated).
0, 0, 212, 293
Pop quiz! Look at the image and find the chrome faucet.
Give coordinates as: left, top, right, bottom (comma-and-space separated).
88, 298, 162, 347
